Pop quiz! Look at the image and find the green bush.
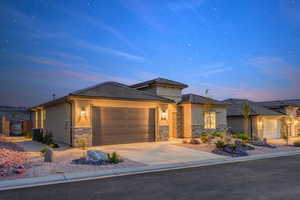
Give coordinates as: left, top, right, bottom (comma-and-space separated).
232, 133, 251, 141
39, 146, 49, 155
42, 133, 54, 145
24, 131, 32, 139
200, 135, 209, 143
215, 141, 225, 149
106, 152, 122, 164
294, 141, 300, 147
212, 132, 222, 138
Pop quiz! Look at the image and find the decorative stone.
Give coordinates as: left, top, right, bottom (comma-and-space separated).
159, 126, 169, 141
87, 150, 108, 161
252, 141, 276, 148
44, 147, 54, 162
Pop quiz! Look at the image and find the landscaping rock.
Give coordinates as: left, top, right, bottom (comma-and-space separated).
223, 144, 248, 157
252, 141, 276, 148
72, 157, 107, 166
44, 148, 54, 162
87, 150, 108, 161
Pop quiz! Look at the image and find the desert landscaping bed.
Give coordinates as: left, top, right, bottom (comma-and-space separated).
0, 137, 146, 181
177, 143, 300, 157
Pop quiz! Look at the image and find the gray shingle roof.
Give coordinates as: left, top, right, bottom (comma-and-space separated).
257, 99, 300, 108
130, 77, 188, 89
70, 81, 174, 102
223, 99, 283, 116
181, 94, 227, 105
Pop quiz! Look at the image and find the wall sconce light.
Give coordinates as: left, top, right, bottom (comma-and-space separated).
80, 109, 86, 116
161, 111, 167, 120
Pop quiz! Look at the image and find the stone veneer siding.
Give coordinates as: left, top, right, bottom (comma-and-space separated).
72, 128, 92, 147
158, 125, 169, 141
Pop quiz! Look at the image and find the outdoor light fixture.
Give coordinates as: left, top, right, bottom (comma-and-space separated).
80, 109, 86, 116
161, 111, 167, 120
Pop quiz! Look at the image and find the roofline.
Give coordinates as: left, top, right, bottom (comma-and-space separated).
130, 78, 188, 89
69, 94, 175, 103
30, 94, 175, 110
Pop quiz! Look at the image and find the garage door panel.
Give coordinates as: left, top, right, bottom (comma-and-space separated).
92, 107, 156, 146
263, 119, 281, 139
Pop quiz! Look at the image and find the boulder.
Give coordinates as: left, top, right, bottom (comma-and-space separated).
44, 147, 54, 162
87, 150, 108, 161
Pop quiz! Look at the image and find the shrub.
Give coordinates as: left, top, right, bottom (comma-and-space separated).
215, 141, 225, 149
212, 132, 222, 138
232, 133, 251, 141
200, 135, 209, 143
294, 141, 300, 147
49, 143, 60, 148
24, 131, 32, 139
33, 129, 43, 142
106, 152, 122, 164
42, 133, 53, 145
39, 146, 49, 155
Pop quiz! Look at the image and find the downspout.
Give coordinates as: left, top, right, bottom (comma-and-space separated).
66, 100, 73, 147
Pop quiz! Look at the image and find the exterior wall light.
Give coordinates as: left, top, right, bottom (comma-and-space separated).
80, 109, 86, 116
161, 111, 167, 121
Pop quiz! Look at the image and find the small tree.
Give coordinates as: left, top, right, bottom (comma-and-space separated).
78, 139, 88, 158
203, 89, 214, 136
281, 117, 291, 145
242, 103, 250, 136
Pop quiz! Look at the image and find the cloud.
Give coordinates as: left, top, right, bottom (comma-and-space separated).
29, 56, 71, 68
200, 63, 232, 77
50, 52, 86, 62
76, 41, 145, 62
62, 9, 136, 49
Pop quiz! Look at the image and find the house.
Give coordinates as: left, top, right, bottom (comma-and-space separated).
224, 98, 300, 142
0, 106, 31, 136
30, 78, 228, 147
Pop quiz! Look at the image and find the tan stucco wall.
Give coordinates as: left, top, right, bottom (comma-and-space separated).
191, 105, 227, 127
44, 103, 71, 144
156, 86, 182, 102
182, 104, 192, 138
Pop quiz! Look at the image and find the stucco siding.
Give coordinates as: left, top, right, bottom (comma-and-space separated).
156, 86, 182, 102
45, 103, 70, 144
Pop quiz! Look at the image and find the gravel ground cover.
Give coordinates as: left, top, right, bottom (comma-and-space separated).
176, 143, 300, 157
0, 137, 146, 181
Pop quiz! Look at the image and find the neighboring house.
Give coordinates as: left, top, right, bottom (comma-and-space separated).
30, 78, 228, 147
0, 106, 31, 136
224, 99, 300, 141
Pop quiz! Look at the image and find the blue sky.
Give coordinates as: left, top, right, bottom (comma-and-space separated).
0, 0, 300, 106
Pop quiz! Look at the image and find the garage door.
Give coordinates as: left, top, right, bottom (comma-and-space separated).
92, 107, 156, 146
263, 119, 281, 139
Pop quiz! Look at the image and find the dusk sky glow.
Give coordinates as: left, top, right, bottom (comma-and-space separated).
1, 0, 300, 107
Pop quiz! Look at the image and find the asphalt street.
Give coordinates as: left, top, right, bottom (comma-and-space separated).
2, 155, 300, 200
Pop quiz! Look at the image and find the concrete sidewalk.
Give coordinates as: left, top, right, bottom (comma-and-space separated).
2, 150, 300, 191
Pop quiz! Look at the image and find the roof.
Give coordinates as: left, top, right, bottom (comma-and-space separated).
70, 81, 173, 102
256, 99, 300, 108
223, 99, 283, 117
130, 77, 188, 89
31, 81, 174, 109
181, 94, 227, 105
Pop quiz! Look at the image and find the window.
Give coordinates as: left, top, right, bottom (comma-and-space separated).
204, 112, 216, 129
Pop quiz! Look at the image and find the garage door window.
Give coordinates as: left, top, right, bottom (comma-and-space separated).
204, 112, 216, 129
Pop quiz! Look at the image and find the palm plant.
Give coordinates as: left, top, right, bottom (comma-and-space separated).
242, 103, 250, 137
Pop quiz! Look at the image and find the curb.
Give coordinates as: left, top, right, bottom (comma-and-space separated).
1, 150, 300, 191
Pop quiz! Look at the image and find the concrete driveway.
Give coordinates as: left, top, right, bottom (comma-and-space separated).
95, 142, 224, 165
